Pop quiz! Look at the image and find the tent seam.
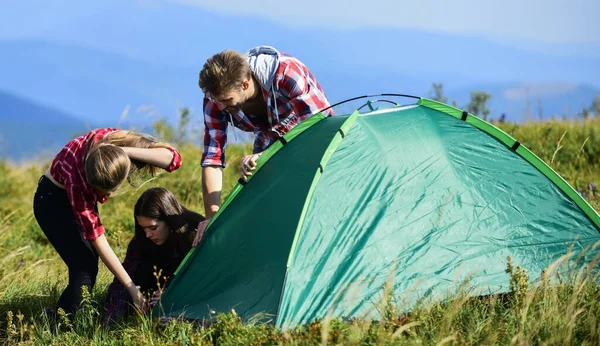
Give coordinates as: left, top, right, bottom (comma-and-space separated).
275, 111, 360, 326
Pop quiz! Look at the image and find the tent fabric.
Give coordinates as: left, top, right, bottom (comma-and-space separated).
155, 98, 600, 329
160, 114, 354, 320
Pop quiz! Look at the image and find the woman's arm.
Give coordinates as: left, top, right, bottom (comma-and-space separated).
90, 234, 146, 310
102, 238, 143, 324
121, 147, 178, 171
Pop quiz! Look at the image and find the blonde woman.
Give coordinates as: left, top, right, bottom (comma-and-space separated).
33, 128, 182, 317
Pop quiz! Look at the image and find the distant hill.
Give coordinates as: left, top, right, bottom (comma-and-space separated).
0, 90, 93, 162
444, 82, 599, 122
0, 39, 599, 127
0, 36, 599, 161
0, 40, 203, 126
1, 0, 600, 128
0, 88, 249, 162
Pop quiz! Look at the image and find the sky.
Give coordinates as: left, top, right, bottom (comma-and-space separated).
1, 0, 599, 45
174, 0, 599, 44
1, 0, 598, 87
0, 0, 598, 71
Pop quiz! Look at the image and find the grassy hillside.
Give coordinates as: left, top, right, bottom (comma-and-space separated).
0, 117, 599, 345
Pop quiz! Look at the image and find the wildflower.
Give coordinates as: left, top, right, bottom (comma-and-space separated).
589, 183, 597, 191
505, 256, 514, 274
6, 311, 17, 338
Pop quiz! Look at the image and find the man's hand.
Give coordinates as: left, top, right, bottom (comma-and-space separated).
193, 219, 211, 247
240, 153, 262, 180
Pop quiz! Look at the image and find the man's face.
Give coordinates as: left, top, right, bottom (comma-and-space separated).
211, 78, 252, 113
213, 88, 247, 113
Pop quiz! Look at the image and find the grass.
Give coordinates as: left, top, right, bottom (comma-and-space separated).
1, 116, 599, 345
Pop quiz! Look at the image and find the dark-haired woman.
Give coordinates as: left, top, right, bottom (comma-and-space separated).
103, 187, 205, 324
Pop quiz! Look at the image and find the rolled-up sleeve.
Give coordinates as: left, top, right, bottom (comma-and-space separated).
201, 98, 229, 167
165, 147, 182, 172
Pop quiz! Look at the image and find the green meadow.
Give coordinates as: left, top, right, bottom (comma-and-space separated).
1, 117, 599, 345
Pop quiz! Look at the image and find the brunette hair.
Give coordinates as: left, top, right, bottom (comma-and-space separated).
133, 187, 204, 249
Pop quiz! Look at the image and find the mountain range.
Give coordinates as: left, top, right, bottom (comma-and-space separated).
0, 90, 93, 162
0, 1, 598, 160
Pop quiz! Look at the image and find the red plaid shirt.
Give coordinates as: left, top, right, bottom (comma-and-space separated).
201, 54, 333, 167
49, 128, 182, 241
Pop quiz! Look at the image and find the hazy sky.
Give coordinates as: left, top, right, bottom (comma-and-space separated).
1, 0, 598, 45
173, 0, 600, 44
1, 0, 598, 88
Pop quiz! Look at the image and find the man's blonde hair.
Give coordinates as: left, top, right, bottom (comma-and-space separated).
198, 49, 251, 98
85, 131, 176, 192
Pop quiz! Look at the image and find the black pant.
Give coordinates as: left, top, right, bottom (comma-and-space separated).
33, 176, 99, 316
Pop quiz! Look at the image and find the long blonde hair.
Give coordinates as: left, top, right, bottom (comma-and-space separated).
85, 130, 177, 192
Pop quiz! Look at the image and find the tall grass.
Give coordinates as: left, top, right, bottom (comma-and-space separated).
497, 117, 600, 211
0, 116, 599, 345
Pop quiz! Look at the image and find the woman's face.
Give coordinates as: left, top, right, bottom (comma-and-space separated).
136, 216, 171, 245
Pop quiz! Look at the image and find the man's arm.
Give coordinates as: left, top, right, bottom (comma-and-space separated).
201, 97, 228, 218
202, 165, 223, 219
194, 165, 223, 247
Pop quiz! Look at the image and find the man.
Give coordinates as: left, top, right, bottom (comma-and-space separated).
193, 46, 333, 245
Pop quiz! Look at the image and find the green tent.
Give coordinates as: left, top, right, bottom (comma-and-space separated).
155, 97, 600, 329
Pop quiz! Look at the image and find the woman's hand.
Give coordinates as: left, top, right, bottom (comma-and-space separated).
91, 234, 148, 310
128, 285, 148, 312
193, 219, 210, 247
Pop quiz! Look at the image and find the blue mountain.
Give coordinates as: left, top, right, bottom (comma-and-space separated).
0, 40, 202, 125
0, 90, 93, 161
1, 39, 597, 125
1, 0, 599, 161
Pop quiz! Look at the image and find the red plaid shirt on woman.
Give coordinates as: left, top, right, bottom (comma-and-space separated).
49, 128, 182, 241
201, 53, 333, 167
